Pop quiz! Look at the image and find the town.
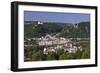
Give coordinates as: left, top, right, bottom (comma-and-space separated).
24, 34, 83, 55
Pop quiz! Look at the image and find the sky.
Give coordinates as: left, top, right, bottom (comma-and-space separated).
24, 11, 90, 24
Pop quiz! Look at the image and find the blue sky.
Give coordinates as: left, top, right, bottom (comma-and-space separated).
24, 11, 90, 24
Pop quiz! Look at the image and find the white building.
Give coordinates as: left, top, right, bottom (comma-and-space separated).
38, 34, 68, 46
38, 21, 43, 24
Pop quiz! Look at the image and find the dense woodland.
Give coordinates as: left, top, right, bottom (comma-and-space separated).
24, 21, 90, 61
24, 21, 90, 38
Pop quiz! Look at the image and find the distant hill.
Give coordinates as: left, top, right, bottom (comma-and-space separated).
24, 21, 90, 38
24, 21, 73, 26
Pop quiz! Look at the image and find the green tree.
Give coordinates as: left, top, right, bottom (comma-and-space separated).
59, 52, 74, 60
47, 53, 56, 60
74, 49, 82, 59
36, 50, 47, 61
31, 53, 38, 61
81, 49, 90, 59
